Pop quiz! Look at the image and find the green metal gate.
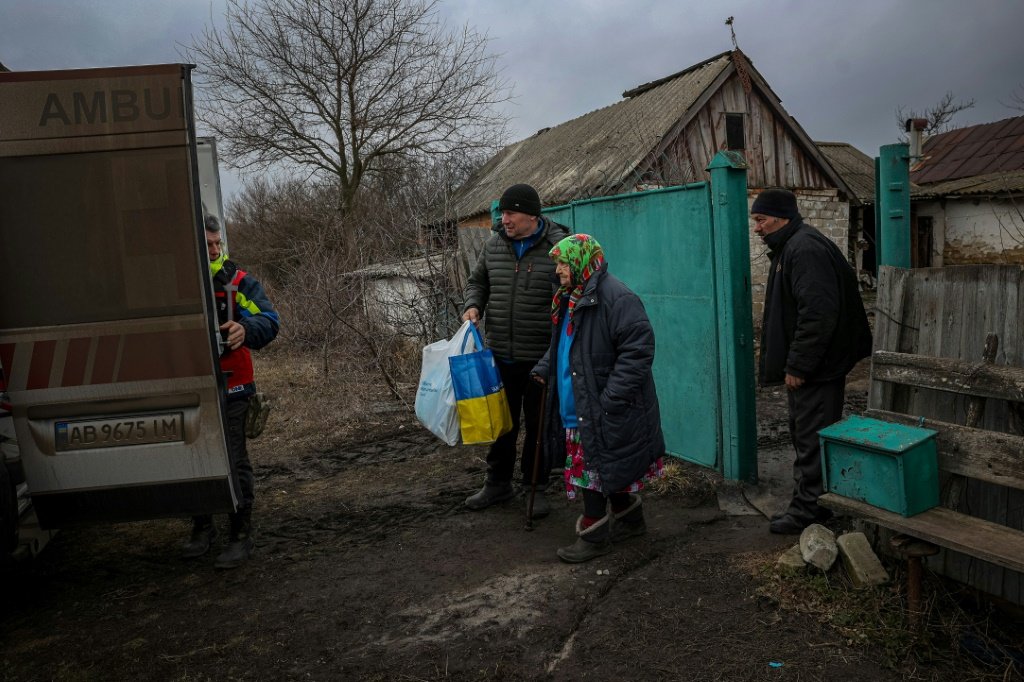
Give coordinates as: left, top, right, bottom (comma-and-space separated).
540, 151, 756, 481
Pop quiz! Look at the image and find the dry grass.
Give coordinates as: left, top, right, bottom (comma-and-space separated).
250, 345, 415, 458
734, 550, 1024, 680
648, 458, 718, 502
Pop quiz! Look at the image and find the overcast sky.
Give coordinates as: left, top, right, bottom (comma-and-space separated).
4, 0, 1023, 204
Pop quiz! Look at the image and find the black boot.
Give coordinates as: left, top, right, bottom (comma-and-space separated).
215, 510, 253, 569
464, 482, 515, 510
771, 503, 833, 526
610, 494, 646, 542
181, 515, 217, 559
557, 515, 613, 563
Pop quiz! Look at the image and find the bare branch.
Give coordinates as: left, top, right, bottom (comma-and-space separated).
1001, 83, 1024, 113
186, 0, 510, 214
895, 91, 976, 142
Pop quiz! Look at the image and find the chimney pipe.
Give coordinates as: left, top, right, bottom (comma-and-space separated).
905, 118, 928, 163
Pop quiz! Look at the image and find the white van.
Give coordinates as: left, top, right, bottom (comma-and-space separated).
0, 64, 237, 557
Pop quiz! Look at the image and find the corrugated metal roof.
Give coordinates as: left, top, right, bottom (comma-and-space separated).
815, 141, 875, 203
911, 169, 1024, 198
453, 52, 734, 219
910, 115, 1024, 184
348, 254, 441, 279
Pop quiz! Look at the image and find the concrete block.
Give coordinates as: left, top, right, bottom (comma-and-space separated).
836, 532, 889, 588
776, 544, 805, 574
799, 523, 838, 571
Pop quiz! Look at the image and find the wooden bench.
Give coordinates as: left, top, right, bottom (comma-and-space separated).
819, 345, 1024, 575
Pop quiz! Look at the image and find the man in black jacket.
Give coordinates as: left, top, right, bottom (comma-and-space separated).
752, 189, 871, 535
462, 184, 570, 518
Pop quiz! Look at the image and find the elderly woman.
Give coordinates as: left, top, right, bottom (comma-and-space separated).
532, 234, 665, 563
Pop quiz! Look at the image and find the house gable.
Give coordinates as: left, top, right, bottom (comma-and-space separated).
642, 72, 849, 196
454, 49, 852, 222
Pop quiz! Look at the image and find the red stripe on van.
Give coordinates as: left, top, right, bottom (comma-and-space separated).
27, 340, 57, 390
90, 335, 120, 385
117, 329, 212, 382
62, 337, 92, 387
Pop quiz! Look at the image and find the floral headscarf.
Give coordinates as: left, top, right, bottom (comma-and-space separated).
549, 234, 605, 335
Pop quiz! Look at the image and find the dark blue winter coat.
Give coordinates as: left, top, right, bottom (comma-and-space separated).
533, 267, 665, 492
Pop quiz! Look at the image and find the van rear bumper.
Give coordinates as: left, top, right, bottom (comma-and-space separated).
31, 478, 236, 529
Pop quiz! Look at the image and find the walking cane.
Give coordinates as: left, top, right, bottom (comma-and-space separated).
526, 381, 548, 531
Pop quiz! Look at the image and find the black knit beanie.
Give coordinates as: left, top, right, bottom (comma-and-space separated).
751, 188, 799, 220
498, 183, 542, 216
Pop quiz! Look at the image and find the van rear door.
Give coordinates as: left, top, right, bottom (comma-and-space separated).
0, 64, 235, 528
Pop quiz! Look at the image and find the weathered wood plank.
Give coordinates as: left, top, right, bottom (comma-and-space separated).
864, 266, 1024, 606
943, 334, 999, 509
818, 494, 1024, 574
872, 350, 1024, 402
863, 408, 1024, 490
909, 268, 959, 419
870, 266, 910, 410
868, 403, 1024, 489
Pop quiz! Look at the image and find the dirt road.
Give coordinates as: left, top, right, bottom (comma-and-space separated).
0, 361, 973, 681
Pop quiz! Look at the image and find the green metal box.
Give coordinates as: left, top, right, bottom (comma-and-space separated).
819, 415, 939, 517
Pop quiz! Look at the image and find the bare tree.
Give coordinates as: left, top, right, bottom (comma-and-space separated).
187, 0, 510, 214
227, 148, 480, 399
895, 91, 975, 141
1003, 83, 1024, 112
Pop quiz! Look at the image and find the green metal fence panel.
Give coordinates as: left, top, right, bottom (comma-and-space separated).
876, 143, 911, 268
546, 184, 721, 469
708, 151, 757, 483
538, 159, 755, 479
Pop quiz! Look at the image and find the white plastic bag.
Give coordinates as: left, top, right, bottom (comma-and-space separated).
415, 320, 477, 445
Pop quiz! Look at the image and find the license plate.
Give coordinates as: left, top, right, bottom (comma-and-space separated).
55, 413, 184, 452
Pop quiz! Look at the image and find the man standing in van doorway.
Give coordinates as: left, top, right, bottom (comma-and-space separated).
752, 188, 871, 535
182, 215, 280, 569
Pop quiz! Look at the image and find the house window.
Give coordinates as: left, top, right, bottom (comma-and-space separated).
726, 113, 745, 150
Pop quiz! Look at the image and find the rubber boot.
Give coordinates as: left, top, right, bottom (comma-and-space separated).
181, 515, 217, 559
556, 515, 613, 563
610, 494, 646, 542
215, 510, 253, 569
464, 482, 515, 510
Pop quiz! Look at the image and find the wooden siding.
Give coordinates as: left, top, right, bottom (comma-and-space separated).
871, 265, 1024, 606
647, 76, 834, 190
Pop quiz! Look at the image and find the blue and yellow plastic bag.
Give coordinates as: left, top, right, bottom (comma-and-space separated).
449, 325, 513, 445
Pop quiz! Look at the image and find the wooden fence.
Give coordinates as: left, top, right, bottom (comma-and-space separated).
871, 265, 1024, 605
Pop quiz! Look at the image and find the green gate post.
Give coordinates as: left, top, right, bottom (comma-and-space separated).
875, 143, 911, 268
490, 199, 500, 227
707, 151, 757, 483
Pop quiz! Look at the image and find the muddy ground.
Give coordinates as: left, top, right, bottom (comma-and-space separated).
0, 357, 1013, 681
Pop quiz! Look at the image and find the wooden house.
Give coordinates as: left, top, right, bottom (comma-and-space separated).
817, 141, 878, 284
910, 115, 1024, 267
452, 49, 862, 317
